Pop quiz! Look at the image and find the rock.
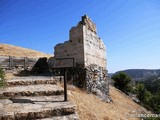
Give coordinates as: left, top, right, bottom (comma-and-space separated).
86, 64, 109, 101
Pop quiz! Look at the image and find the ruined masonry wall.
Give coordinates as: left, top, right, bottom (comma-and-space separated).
54, 16, 107, 69
53, 15, 109, 101
83, 26, 107, 69
54, 24, 85, 66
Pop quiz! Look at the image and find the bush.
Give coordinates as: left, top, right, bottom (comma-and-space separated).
0, 67, 5, 88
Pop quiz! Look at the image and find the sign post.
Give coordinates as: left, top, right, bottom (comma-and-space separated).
64, 68, 67, 101
54, 58, 75, 101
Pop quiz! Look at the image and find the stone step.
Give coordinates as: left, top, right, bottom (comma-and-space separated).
6, 79, 57, 86
36, 113, 79, 120
8, 95, 64, 103
0, 85, 64, 97
6, 77, 57, 86
0, 99, 76, 120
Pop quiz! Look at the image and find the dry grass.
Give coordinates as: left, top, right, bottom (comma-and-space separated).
67, 85, 150, 120
0, 44, 52, 58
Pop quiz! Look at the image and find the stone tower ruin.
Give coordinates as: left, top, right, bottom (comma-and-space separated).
53, 15, 109, 100
54, 15, 106, 69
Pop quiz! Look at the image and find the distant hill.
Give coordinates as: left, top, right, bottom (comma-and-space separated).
115, 69, 160, 81
108, 73, 114, 78
0, 44, 52, 58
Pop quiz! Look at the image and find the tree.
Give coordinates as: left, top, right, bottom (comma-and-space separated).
151, 92, 160, 113
136, 83, 152, 103
136, 83, 145, 101
143, 90, 152, 104
111, 72, 131, 94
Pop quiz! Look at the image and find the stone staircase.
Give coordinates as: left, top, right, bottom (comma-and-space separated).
0, 77, 78, 120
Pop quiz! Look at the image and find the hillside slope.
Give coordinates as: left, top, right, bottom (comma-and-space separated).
68, 85, 150, 120
0, 44, 52, 58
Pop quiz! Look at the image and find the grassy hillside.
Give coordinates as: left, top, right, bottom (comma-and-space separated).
68, 85, 150, 120
0, 44, 52, 58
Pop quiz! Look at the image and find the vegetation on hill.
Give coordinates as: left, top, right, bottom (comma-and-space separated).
112, 71, 160, 119
134, 83, 160, 116
0, 67, 5, 88
135, 79, 160, 114
140, 75, 160, 93
111, 72, 132, 94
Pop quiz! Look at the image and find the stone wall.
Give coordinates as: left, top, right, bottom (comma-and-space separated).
54, 22, 85, 66
54, 15, 106, 68
85, 64, 109, 101
83, 21, 107, 68
53, 15, 109, 101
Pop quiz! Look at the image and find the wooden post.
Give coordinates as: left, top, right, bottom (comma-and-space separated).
53, 58, 74, 102
9, 56, 13, 69
64, 68, 68, 101
24, 57, 28, 69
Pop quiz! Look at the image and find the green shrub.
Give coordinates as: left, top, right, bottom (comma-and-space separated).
111, 72, 132, 94
0, 67, 5, 88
